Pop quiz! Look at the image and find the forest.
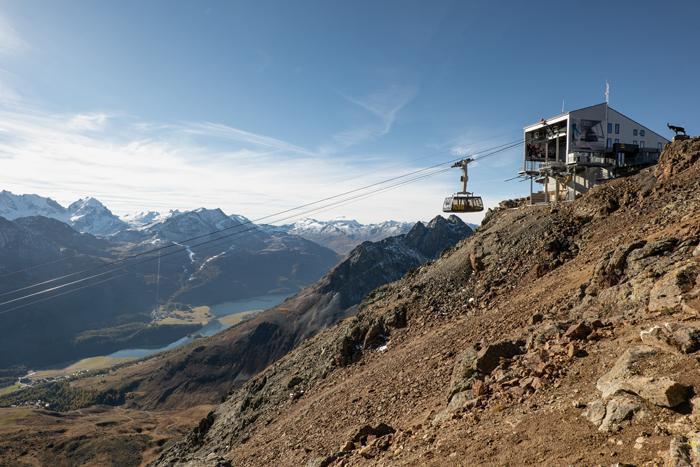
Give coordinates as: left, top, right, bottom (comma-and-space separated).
0, 381, 125, 411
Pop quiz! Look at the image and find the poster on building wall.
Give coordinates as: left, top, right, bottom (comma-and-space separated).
570, 119, 605, 151
569, 105, 606, 152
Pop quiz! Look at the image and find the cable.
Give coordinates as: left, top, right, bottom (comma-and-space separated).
238, 129, 524, 214
1, 137, 523, 294
0, 165, 456, 313
0, 137, 525, 311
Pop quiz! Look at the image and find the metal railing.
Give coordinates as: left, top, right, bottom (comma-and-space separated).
567, 153, 614, 165
620, 152, 660, 167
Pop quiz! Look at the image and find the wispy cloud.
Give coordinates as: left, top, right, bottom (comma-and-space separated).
181, 122, 315, 156
0, 15, 28, 56
0, 96, 368, 220
327, 82, 418, 151
345, 83, 418, 134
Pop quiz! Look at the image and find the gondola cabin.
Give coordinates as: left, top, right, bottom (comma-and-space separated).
443, 193, 484, 213
443, 158, 483, 213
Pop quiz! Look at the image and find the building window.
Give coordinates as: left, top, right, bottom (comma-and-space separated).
615, 139, 619, 144
633, 140, 637, 145
607, 138, 612, 148
658, 142, 663, 150
640, 130, 645, 136
615, 124, 620, 134
633, 129, 638, 136
640, 141, 644, 148
608, 123, 612, 133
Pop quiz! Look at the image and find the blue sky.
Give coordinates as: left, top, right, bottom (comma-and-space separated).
0, 1, 697, 225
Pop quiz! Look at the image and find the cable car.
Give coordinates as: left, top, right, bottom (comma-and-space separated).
442, 158, 484, 213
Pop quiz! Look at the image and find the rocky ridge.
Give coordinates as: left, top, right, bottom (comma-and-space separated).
152, 138, 700, 467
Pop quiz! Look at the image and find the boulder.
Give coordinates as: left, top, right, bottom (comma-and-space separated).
448, 347, 481, 401
433, 391, 480, 425
601, 376, 687, 408
563, 321, 592, 340
627, 237, 677, 262
585, 399, 606, 426
666, 322, 700, 354
648, 263, 699, 312
473, 340, 522, 374
666, 436, 693, 467
641, 323, 700, 354
596, 345, 688, 408
597, 346, 657, 390
598, 396, 642, 432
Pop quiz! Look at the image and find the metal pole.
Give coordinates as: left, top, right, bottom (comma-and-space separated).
462, 162, 468, 193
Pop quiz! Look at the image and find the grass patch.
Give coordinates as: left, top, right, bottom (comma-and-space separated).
157, 317, 208, 325
155, 306, 213, 325
218, 309, 263, 326
0, 384, 21, 396
29, 357, 128, 382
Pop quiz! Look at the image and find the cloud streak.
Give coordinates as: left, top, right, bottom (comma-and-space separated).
328, 82, 418, 151
0, 15, 28, 56
0, 99, 380, 221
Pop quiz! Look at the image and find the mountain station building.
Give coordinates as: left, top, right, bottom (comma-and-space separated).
520, 103, 670, 203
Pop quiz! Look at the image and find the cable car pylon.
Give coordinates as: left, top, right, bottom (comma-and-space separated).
442, 158, 484, 213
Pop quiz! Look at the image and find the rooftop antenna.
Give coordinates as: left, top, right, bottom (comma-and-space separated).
605, 80, 609, 136
562, 100, 565, 113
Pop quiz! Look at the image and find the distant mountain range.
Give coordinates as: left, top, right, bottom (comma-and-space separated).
262, 217, 415, 255
0, 199, 341, 368
0, 191, 476, 369
0, 191, 128, 236
0, 191, 440, 254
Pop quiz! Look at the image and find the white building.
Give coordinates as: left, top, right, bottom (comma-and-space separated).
520, 103, 670, 203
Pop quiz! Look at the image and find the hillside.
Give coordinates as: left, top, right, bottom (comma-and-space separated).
0, 209, 340, 369
147, 137, 700, 467
0, 214, 473, 466
2, 139, 699, 466
78, 215, 472, 411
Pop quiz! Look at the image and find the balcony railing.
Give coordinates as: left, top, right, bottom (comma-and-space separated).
567, 153, 614, 166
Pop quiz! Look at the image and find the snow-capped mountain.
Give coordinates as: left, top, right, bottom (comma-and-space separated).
0, 191, 127, 236
262, 217, 415, 255
0, 190, 67, 220
112, 208, 269, 253
230, 214, 253, 226
146, 208, 246, 242
121, 209, 185, 228
66, 197, 129, 236
268, 216, 414, 240
0, 190, 423, 256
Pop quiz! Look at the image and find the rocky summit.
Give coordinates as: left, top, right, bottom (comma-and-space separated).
150, 138, 700, 467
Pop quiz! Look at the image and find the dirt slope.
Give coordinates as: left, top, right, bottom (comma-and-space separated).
150, 138, 700, 467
